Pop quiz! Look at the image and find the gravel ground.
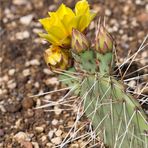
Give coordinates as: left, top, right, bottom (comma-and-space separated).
0, 0, 148, 147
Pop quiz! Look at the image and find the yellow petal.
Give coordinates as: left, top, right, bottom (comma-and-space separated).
39, 33, 61, 45
75, 0, 89, 16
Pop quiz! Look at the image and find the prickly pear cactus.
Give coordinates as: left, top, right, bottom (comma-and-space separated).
39, 0, 148, 147
60, 50, 148, 147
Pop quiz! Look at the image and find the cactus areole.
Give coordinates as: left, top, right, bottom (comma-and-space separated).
39, 0, 148, 147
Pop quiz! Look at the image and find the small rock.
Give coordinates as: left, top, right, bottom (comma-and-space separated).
46, 142, 53, 147
29, 59, 40, 66
0, 129, 4, 137
41, 135, 47, 142
0, 104, 6, 113
45, 77, 59, 85
35, 126, 44, 133
8, 69, 15, 76
16, 31, 30, 40
128, 80, 136, 89
32, 142, 39, 148
70, 143, 79, 148
14, 132, 30, 142
44, 94, 51, 100
105, 9, 112, 16
54, 106, 62, 115
22, 97, 34, 110
55, 130, 62, 137
51, 137, 62, 145
15, 119, 22, 128
52, 119, 58, 126
43, 68, 53, 75
48, 130, 54, 139
7, 80, 16, 89
23, 69, 30, 77
20, 14, 33, 25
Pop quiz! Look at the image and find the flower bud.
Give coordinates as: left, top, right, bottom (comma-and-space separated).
95, 23, 113, 53
71, 28, 89, 53
44, 46, 69, 70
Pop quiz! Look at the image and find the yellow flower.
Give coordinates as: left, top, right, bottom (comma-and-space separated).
44, 46, 69, 70
39, 0, 96, 47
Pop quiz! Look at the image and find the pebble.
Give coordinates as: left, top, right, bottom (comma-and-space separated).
35, 126, 44, 133
8, 69, 15, 76
16, 31, 30, 40
41, 135, 47, 142
22, 97, 34, 110
52, 119, 58, 126
29, 59, 40, 66
20, 14, 34, 26
70, 143, 79, 148
0, 104, 6, 113
14, 132, 30, 142
46, 142, 53, 147
51, 137, 62, 145
32, 142, 39, 148
43, 68, 53, 75
105, 9, 112, 16
128, 80, 136, 89
7, 81, 16, 89
55, 129, 62, 137
15, 119, 22, 128
34, 82, 40, 88
44, 94, 51, 100
48, 130, 54, 139
45, 77, 59, 85
54, 106, 62, 115
23, 69, 30, 77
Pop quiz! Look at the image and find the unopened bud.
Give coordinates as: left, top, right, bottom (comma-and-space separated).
71, 28, 89, 53
95, 23, 113, 53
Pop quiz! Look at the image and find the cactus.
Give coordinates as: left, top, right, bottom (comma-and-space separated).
38, 0, 148, 147
58, 28, 148, 147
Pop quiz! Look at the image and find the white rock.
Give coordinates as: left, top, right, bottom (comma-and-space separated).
32, 142, 39, 148
14, 132, 30, 142
52, 119, 58, 126
55, 130, 62, 137
0, 104, 6, 113
54, 106, 62, 115
51, 137, 62, 145
29, 59, 40, 66
8, 69, 15, 76
48, 130, 54, 139
43, 68, 53, 75
16, 31, 30, 40
105, 9, 112, 16
7, 80, 16, 89
20, 14, 33, 25
41, 135, 47, 142
23, 69, 30, 77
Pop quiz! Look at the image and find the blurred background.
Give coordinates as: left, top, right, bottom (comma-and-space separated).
0, 0, 148, 147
